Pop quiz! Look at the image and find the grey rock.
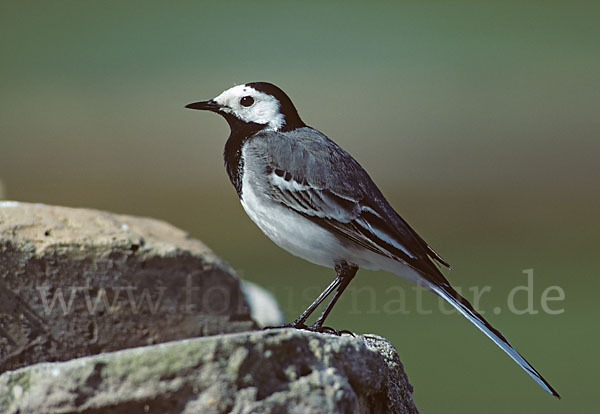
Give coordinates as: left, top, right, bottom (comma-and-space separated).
241, 281, 285, 328
0, 202, 255, 373
0, 329, 418, 414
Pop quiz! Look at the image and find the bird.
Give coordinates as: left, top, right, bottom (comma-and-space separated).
185, 81, 559, 398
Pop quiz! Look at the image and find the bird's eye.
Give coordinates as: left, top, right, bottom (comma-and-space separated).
240, 96, 254, 107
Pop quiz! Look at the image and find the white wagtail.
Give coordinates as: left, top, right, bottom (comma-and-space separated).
186, 82, 559, 398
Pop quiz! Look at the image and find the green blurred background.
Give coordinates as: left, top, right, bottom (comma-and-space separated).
1, 1, 598, 412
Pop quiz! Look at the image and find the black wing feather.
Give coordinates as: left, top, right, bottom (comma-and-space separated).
265, 168, 450, 284
255, 129, 450, 285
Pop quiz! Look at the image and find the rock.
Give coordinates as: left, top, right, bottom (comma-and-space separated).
0, 329, 418, 414
241, 281, 285, 328
0, 202, 255, 373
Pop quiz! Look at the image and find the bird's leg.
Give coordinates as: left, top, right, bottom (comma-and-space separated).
263, 274, 341, 330
264, 263, 357, 335
289, 274, 341, 328
309, 263, 357, 334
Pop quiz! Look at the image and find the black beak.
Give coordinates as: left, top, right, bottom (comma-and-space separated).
185, 100, 224, 112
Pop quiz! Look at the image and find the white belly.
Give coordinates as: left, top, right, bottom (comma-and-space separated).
240, 180, 348, 268
238, 159, 424, 283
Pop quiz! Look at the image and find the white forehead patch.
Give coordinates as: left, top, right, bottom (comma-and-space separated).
213, 85, 285, 131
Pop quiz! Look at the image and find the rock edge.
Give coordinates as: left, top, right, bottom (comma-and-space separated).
0, 329, 418, 414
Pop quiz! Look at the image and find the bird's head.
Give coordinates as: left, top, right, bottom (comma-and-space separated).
186, 82, 305, 134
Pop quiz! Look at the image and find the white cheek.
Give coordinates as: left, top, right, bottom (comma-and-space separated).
244, 103, 284, 130
212, 86, 285, 130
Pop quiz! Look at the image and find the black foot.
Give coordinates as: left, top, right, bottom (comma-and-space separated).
262, 322, 308, 330
315, 326, 355, 337
263, 323, 354, 336
299, 324, 355, 336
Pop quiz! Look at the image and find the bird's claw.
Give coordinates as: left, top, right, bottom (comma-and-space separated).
263, 323, 354, 336
315, 326, 355, 336
262, 323, 297, 330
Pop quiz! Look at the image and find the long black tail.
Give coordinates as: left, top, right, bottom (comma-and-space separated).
429, 283, 560, 398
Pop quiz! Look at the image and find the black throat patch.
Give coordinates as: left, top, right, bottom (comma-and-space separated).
222, 114, 265, 197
